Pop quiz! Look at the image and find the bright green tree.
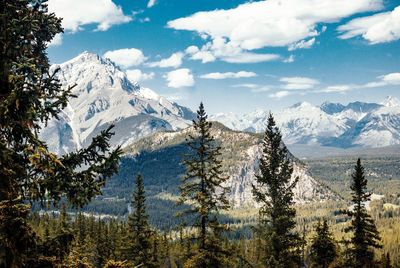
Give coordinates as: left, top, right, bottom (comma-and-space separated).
252, 113, 302, 268
0, 1, 121, 266
309, 219, 337, 268
179, 102, 231, 268
343, 159, 382, 267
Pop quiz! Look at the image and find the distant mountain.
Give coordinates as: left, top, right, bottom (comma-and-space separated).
41, 52, 195, 154
210, 96, 400, 148
119, 123, 338, 208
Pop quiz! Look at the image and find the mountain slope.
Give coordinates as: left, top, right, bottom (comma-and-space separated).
120, 122, 338, 208
41, 52, 195, 154
211, 97, 400, 148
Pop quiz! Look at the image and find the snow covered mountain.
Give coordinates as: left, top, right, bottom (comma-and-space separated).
211, 96, 400, 148
41, 52, 195, 154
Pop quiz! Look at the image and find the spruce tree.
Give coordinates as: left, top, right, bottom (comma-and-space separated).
309, 219, 337, 268
252, 113, 302, 267
343, 158, 382, 267
126, 175, 155, 267
0, 1, 121, 266
178, 102, 231, 268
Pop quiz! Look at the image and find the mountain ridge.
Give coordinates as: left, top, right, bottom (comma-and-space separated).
211, 96, 400, 148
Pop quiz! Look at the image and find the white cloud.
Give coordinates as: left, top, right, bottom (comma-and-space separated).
338, 6, 400, 44
283, 55, 295, 63
48, 0, 132, 32
380, 72, 400, 84
288, 38, 316, 51
231, 84, 259, 89
269, 91, 291, 99
184, 39, 280, 64
168, 0, 382, 61
48, 33, 63, 47
319, 85, 353, 93
103, 48, 147, 69
231, 83, 271, 92
165, 68, 195, 88
280, 77, 319, 90
147, 52, 184, 68
147, 0, 157, 8
318, 72, 400, 93
200, 71, 257, 79
126, 69, 155, 82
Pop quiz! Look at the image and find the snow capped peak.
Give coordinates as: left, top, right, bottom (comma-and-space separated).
64, 51, 112, 66
381, 96, 400, 107
289, 101, 314, 109
42, 51, 195, 155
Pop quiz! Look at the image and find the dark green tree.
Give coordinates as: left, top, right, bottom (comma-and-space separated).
178, 102, 231, 268
309, 219, 337, 268
126, 175, 155, 267
252, 113, 302, 268
0, 1, 121, 266
343, 158, 382, 267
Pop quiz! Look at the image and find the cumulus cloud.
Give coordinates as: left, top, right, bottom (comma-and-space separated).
200, 71, 257, 79
103, 48, 147, 69
184, 38, 280, 64
147, 52, 184, 68
365, 72, 400, 87
165, 68, 195, 88
48, 0, 132, 32
168, 0, 382, 62
126, 69, 155, 82
147, 0, 157, 8
338, 6, 400, 44
280, 77, 320, 90
288, 38, 316, 51
269, 91, 291, 99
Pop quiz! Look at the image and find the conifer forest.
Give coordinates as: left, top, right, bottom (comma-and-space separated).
1, 1, 400, 268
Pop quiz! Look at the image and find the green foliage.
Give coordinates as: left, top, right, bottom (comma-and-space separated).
343, 159, 382, 267
309, 219, 337, 268
124, 175, 157, 267
179, 103, 232, 267
0, 1, 122, 266
252, 113, 302, 267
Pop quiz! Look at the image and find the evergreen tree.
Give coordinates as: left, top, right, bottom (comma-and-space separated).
309, 219, 337, 268
178, 102, 231, 268
126, 174, 155, 267
343, 158, 382, 267
0, 1, 121, 266
252, 113, 302, 268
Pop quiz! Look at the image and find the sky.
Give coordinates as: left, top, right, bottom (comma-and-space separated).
47, 0, 400, 115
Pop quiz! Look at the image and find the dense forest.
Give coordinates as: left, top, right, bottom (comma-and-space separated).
1, 1, 399, 268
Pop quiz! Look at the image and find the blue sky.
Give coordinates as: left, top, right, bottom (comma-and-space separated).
47, 0, 400, 114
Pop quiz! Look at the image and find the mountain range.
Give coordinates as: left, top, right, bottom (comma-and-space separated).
211, 96, 400, 148
40, 52, 339, 212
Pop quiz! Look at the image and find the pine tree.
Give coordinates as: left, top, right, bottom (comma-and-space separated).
252, 113, 302, 268
343, 158, 382, 267
178, 102, 231, 268
0, 1, 122, 266
309, 219, 337, 268
126, 174, 155, 267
